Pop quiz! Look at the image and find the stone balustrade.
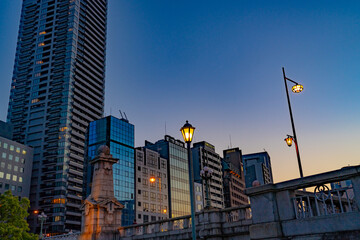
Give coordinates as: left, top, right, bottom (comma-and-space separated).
119, 205, 252, 240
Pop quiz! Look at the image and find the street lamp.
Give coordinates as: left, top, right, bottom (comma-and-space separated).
180, 120, 196, 240
200, 166, 213, 209
149, 176, 167, 219
38, 212, 47, 239
282, 67, 304, 178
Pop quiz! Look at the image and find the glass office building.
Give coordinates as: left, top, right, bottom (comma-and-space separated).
86, 116, 135, 226
145, 135, 190, 218
6, 0, 107, 234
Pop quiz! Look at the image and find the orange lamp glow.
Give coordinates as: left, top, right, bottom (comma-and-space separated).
149, 177, 156, 183
34, 210, 39, 214
285, 136, 293, 147
163, 209, 167, 213
292, 84, 303, 93
180, 121, 195, 143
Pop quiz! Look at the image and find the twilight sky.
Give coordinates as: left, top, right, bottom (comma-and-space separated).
0, 0, 359, 183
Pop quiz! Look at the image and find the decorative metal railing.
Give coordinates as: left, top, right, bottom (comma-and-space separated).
43, 232, 80, 240
293, 183, 357, 219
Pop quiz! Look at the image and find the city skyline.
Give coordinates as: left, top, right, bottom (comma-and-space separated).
0, 0, 359, 186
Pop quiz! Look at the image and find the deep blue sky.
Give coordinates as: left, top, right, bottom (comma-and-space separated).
0, 1, 359, 182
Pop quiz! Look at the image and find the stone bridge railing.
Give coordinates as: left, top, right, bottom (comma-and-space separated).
246, 165, 360, 239
119, 205, 252, 240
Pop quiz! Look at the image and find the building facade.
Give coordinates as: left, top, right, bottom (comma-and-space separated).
222, 148, 248, 207
135, 147, 169, 224
0, 136, 33, 198
86, 116, 135, 226
7, 0, 107, 234
145, 135, 190, 218
194, 182, 204, 212
192, 141, 224, 209
242, 151, 273, 188
0, 120, 13, 139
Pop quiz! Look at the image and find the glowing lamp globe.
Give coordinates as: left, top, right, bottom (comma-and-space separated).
149, 177, 156, 183
292, 84, 303, 93
285, 136, 293, 147
180, 120, 195, 143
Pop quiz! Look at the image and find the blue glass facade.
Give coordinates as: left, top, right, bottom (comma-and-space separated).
86, 116, 135, 226
145, 135, 190, 218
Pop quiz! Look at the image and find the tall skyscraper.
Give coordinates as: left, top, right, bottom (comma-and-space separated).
242, 151, 273, 188
145, 135, 191, 218
192, 141, 224, 209
85, 116, 135, 226
7, 0, 107, 234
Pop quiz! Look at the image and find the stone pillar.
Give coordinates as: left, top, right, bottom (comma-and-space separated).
79, 146, 124, 240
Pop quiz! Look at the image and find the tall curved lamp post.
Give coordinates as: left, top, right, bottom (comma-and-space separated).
180, 120, 196, 240
200, 166, 213, 210
282, 67, 304, 178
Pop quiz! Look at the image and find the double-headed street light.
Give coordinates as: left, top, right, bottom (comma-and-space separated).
38, 212, 47, 239
282, 67, 304, 178
200, 166, 213, 209
180, 120, 196, 240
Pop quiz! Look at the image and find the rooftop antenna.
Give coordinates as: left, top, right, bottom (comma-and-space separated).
123, 112, 128, 121
119, 110, 124, 119
229, 134, 233, 148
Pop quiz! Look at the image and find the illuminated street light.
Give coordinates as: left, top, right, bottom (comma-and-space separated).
180, 120, 196, 240
285, 135, 293, 147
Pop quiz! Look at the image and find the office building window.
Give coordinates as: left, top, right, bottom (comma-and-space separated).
0, 162, 4, 168
6, 174, 11, 180
10, 145, 14, 151
12, 175, 17, 182
0, 172, 4, 178
17, 186, 22, 192
2, 153, 6, 158
14, 166, 18, 172
3, 143, 8, 149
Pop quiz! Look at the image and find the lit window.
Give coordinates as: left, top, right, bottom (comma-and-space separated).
19, 177, 23, 182
31, 99, 40, 104
0, 162, 4, 168
0, 172, 4, 178
22, 150, 26, 155
21, 159, 25, 164
20, 168, 24, 173
16, 147, 20, 153
2, 153, 6, 158
52, 198, 66, 204
39, 31, 46, 35
10, 145, 14, 151
59, 127, 67, 132
14, 166, 18, 172
6, 174, 11, 180
3, 143, 7, 149
35, 73, 41, 77
7, 164, 11, 170
38, 43, 45, 46
54, 216, 61, 222
12, 175, 17, 182
36, 60, 44, 64
9, 155, 13, 160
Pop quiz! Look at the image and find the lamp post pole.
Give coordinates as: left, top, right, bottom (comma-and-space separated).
200, 166, 213, 209
187, 141, 197, 240
282, 67, 304, 178
38, 212, 47, 239
180, 120, 196, 240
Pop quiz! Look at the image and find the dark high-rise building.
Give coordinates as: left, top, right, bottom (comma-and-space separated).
222, 148, 248, 207
242, 151, 273, 188
7, 0, 107, 234
192, 141, 224, 209
85, 116, 135, 226
145, 135, 191, 218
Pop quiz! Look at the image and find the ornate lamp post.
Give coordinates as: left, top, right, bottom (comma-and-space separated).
282, 67, 304, 178
200, 166, 213, 209
38, 212, 47, 239
149, 176, 167, 219
180, 120, 196, 240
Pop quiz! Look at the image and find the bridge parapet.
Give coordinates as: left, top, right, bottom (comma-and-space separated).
246, 165, 360, 239
119, 205, 252, 240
